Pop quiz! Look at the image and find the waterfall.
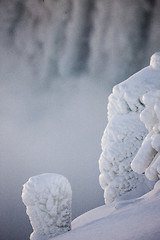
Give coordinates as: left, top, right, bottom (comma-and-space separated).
1, 0, 159, 86
0, 1, 160, 240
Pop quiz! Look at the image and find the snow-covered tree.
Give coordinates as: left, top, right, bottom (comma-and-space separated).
22, 173, 72, 240
132, 89, 160, 181
99, 52, 160, 204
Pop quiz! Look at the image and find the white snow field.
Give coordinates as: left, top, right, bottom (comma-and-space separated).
22, 174, 72, 240
53, 180, 160, 240
99, 52, 160, 204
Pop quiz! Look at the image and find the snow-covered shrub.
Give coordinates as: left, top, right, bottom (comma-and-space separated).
99, 52, 160, 204
22, 173, 72, 240
131, 90, 160, 181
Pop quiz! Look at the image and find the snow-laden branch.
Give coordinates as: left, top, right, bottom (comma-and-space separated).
131, 90, 160, 181
99, 52, 160, 204
22, 173, 72, 240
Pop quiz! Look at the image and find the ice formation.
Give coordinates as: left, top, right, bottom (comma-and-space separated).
22, 173, 72, 240
131, 89, 160, 181
99, 52, 160, 204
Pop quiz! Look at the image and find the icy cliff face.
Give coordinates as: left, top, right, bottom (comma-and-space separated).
99, 52, 160, 204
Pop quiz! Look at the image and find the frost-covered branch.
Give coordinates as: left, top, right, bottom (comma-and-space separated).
131, 90, 160, 181
22, 173, 72, 240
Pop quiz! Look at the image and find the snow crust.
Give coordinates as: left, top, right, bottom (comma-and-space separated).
22, 173, 72, 240
99, 52, 160, 203
53, 180, 160, 240
132, 89, 160, 181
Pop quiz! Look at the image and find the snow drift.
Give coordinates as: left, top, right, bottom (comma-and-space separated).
53, 180, 160, 240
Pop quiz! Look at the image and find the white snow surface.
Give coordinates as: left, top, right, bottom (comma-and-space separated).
131, 89, 160, 181
53, 180, 160, 240
99, 52, 160, 204
22, 173, 72, 240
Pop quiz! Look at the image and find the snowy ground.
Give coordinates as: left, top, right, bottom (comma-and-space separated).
53, 181, 160, 240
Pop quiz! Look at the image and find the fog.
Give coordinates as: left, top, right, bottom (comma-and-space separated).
0, 46, 107, 240
0, 0, 160, 240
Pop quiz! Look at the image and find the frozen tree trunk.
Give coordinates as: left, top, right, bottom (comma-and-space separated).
22, 173, 72, 240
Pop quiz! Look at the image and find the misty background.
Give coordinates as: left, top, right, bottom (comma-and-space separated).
0, 0, 160, 240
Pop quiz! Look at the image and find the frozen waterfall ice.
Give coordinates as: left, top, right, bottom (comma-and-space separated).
0, 0, 159, 86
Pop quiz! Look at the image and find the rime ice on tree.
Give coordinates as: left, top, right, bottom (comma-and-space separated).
22, 173, 72, 240
131, 53, 160, 181
99, 52, 160, 204
132, 89, 160, 181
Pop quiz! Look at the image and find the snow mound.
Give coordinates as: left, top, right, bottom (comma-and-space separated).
99, 52, 160, 204
22, 173, 72, 240
132, 89, 160, 181
54, 180, 160, 240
